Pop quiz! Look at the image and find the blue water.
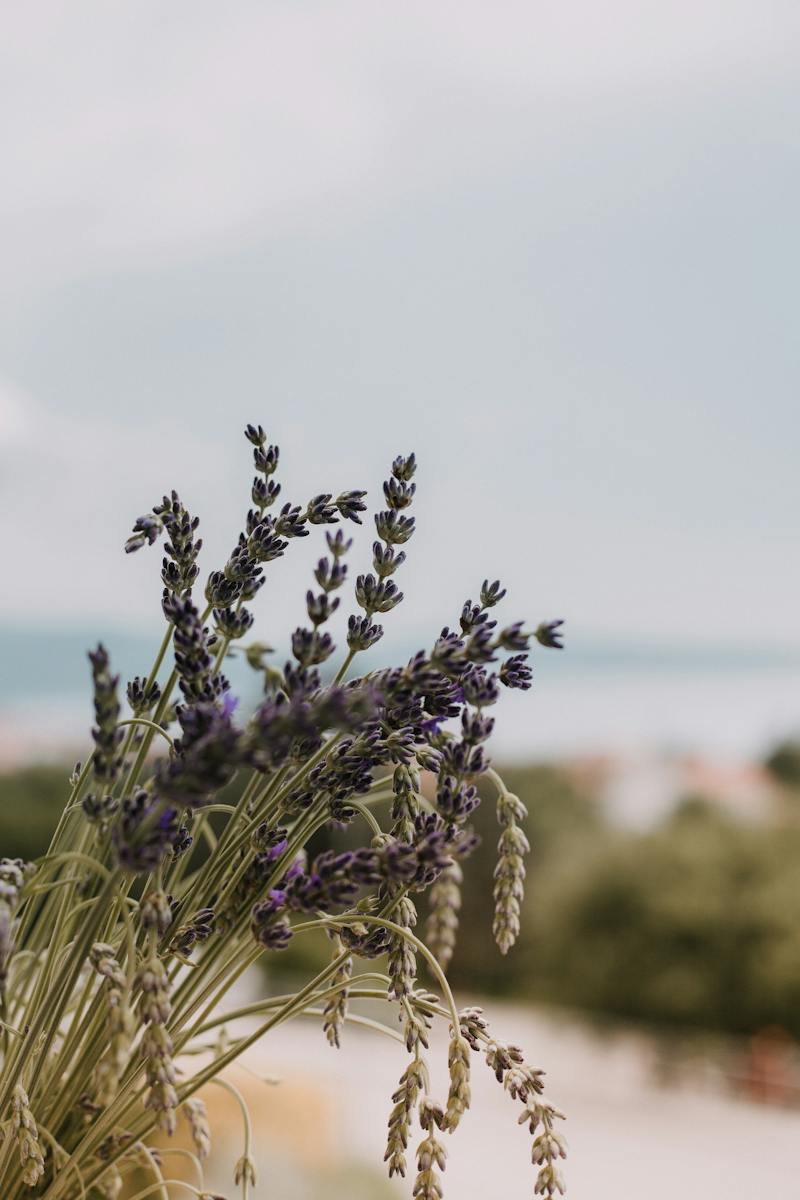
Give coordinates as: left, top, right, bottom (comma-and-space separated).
1, 623, 798, 761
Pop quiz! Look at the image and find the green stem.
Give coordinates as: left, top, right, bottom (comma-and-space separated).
117, 718, 175, 749
0, 872, 120, 1119
349, 799, 384, 838
296, 912, 462, 1032
332, 646, 356, 685
115, 622, 176, 794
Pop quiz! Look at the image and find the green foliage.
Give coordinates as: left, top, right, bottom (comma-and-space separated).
443, 764, 601, 995
525, 806, 800, 1032
444, 765, 800, 1039
0, 766, 70, 860
764, 739, 800, 786
514, 792, 800, 1037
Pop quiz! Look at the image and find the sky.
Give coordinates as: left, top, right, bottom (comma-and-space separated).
0, 1, 799, 662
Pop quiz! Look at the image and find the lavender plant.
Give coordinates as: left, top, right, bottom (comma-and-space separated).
0, 428, 566, 1199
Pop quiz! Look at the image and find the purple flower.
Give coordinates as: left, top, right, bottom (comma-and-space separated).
499, 654, 533, 690
535, 619, 565, 650
112, 791, 182, 874
265, 838, 288, 862
420, 715, 446, 736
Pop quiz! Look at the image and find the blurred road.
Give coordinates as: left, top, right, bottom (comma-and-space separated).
202, 992, 798, 1198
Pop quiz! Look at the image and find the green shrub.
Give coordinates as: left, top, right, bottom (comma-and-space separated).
521, 801, 800, 1036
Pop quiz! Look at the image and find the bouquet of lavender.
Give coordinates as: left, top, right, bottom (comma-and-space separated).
0, 427, 567, 1199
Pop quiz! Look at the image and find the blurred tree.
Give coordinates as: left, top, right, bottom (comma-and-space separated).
435, 764, 602, 995
521, 800, 800, 1036
0, 766, 70, 860
764, 739, 800, 787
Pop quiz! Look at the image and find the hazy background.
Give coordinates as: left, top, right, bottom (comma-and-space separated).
2, 0, 800, 768
2, 4, 800, 1196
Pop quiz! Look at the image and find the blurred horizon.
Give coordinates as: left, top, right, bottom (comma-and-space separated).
2, 617, 799, 768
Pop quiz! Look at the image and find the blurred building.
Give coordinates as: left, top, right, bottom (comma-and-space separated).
565, 751, 780, 828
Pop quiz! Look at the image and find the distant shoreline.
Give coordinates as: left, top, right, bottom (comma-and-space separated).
1, 624, 798, 769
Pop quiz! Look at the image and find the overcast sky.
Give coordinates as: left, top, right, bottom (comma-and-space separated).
1, 1, 798, 653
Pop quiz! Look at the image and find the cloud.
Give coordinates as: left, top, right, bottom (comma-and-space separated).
0, 2, 799, 646
0, 379, 37, 450
0, 378, 241, 624
0, 1, 795, 288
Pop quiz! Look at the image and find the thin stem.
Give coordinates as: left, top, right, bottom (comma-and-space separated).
349, 799, 384, 838
126, 1183, 205, 1200
209, 1077, 253, 1197
0, 872, 120, 1118
195, 976, 392, 1034
118, 717, 175, 750
332, 646, 356, 685
297, 912, 462, 1032
115, 622, 175, 794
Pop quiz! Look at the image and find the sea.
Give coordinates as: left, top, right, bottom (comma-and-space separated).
1, 623, 798, 768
